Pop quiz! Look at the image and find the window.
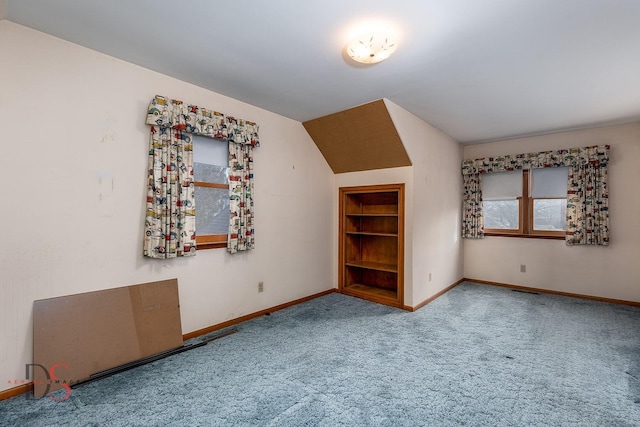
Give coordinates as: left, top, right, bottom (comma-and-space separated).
482, 171, 522, 232
530, 167, 568, 233
192, 135, 229, 249
482, 167, 568, 238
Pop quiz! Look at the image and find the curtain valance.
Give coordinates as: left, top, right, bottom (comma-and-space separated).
146, 95, 260, 146
461, 145, 609, 176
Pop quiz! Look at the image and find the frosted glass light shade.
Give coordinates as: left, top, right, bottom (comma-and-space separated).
346, 32, 398, 64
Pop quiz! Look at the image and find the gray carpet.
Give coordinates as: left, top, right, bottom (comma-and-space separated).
1, 281, 639, 426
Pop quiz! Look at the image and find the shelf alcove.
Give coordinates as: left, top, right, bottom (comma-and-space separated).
339, 183, 404, 308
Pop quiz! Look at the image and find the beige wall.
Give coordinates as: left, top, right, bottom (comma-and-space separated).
463, 123, 640, 301
0, 21, 335, 392
385, 100, 464, 306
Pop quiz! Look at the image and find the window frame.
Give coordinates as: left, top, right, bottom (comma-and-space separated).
484, 169, 566, 240
192, 135, 229, 250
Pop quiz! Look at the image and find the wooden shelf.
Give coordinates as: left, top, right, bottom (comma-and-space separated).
345, 260, 398, 273
346, 213, 399, 217
343, 283, 397, 300
339, 183, 404, 309
345, 231, 397, 237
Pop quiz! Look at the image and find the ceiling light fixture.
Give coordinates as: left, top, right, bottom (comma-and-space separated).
345, 32, 398, 64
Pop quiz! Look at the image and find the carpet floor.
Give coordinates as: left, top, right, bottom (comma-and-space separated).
1, 281, 639, 426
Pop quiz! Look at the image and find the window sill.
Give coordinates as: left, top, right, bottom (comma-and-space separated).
196, 233, 227, 250
196, 242, 227, 250
484, 232, 565, 240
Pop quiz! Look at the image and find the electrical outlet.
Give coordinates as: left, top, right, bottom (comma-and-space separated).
428, 273, 432, 282
520, 264, 526, 273
258, 281, 264, 292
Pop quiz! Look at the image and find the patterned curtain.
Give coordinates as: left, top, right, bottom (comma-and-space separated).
461, 145, 609, 245
143, 95, 260, 258
566, 148, 609, 245
144, 126, 196, 258
228, 143, 255, 253
462, 173, 483, 238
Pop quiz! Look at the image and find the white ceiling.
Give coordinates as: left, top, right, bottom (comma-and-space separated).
6, 0, 640, 143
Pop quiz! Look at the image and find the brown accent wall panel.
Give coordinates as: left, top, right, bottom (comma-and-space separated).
32, 279, 183, 397
302, 99, 412, 173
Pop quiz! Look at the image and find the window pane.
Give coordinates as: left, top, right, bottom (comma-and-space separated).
193, 162, 228, 184
484, 200, 519, 229
533, 199, 567, 231
195, 187, 229, 235
482, 171, 522, 200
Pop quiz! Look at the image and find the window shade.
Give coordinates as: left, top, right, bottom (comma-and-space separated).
193, 135, 227, 166
481, 171, 522, 200
532, 167, 568, 198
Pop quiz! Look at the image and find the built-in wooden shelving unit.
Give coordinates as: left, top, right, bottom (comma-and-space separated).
338, 184, 404, 308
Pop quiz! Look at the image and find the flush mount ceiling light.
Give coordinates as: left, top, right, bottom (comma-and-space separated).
345, 32, 398, 64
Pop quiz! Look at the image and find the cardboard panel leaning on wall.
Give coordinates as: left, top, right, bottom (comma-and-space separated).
33, 279, 183, 397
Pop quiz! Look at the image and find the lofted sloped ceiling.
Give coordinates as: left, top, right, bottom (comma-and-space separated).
303, 100, 411, 174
